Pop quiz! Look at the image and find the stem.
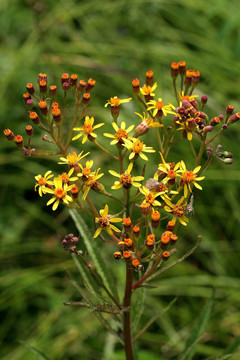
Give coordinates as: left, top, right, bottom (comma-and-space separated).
172, 79, 179, 105
195, 137, 206, 167
123, 263, 134, 360
132, 257, 161, 291
94, 140, 119, 160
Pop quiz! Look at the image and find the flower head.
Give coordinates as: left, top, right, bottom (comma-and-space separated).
94, 204, 122, 238
104, 121, 134, 145
134, 112, 163, 136
104, 96, 132, 108
43, 177, 73, 211
59, 168, 78, 184
109, 162, 144, 190
72, 116, 104, 143
164, 196, 188, 226
140, 82, 157, 96
82, 169, 104, 200
35, 170, 54, 197
139, 186, 162, 207
147, 98, 176, 117
58, 151, 89, 168
78, 160, 95, 180
179, 161, 205, 197
123, 138, 155, 161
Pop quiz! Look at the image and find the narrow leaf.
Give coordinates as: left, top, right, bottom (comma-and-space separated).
133, 297, 178, 342
18, 341, 49, 360
179, 289, 214, 360
70, 209, 119, 301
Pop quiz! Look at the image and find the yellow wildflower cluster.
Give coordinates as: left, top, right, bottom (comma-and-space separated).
4, 64, 237, 272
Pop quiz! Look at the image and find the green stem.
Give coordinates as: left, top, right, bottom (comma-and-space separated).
205, 129, 223, 147
123, 263, 134, 360
94, 140, 119, 160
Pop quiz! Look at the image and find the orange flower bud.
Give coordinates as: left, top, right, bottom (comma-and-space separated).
123, 251, 131, 259
124, 238, 133, 248
162, 251, 170, 260
145, 234, 155, 249
146, 70, 154, 85
114, 251, 122, 260
132, 259, 140, 267
133, 225, 140, 238
25, 125, 33, 136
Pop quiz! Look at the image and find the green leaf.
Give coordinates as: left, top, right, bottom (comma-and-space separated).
70, 209, 120, 302
72, 253, 106, 301
179, 289, 214, 360
132, 286, 146, 334
18, 341, 49, 360
134, 297, 177, 342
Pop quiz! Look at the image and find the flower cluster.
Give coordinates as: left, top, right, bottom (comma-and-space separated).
4, 64, 238, 274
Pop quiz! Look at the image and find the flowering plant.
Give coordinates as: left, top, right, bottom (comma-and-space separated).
4, 63, 238, 359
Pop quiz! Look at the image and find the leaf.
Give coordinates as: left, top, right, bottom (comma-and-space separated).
72, 253, 106, 301
18, 341, 49, 360
133, 297, 178, 342
132, 286, 146, 333
179, 289, 214, 360
70, 209, 119, 302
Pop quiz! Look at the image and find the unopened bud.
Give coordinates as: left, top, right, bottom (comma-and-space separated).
222, 158, 233, 165
203, 125, 213, 133
226, 105, 234, 115
201, 95, 208, 104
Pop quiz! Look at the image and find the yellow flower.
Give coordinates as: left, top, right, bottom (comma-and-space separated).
104, 96, 132, 108
109, 162, 144, 189
82, 169, 104, 200
104, 121, 134, 145
59, 168, 78, 184
35, 170, 54, 197
44, 177, 73, 211
78, 160, 95, 180
179, 91, 199, 103
140, 82, 157, 96
164, 196, 188, 226
154, 152, 181, 183
72, 116, 104, 143
179, 161, 205, 197
93, 204, 122, 238
58, 151, 89, 167
123, 138, 155, 161
146, 98, 176, 117
139, 186, 162, 207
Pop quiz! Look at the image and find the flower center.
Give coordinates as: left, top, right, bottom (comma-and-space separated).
172, 205, 185, 217
182, 171, 196, 183
110, 97, 120, 107
83, 123, 93, 134
38, 177, 46, 186
168, 169, 176, 179
132, 140, 144, 153
98, 217, 109, 228
115, 129, 128, 141
156, 101, 163, 110
142, 85, 152, 95
120, 173, 132, 185
82, 167, 91, 176
55, 188, 66, 199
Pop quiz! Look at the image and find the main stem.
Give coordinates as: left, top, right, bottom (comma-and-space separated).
123, 263, 134, 360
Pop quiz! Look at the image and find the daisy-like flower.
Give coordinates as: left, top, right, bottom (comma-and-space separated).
78, 160, 95, 180
139, 186, 162, 207
93, 204, 122, 238
164, 196, 188, 226
104, 96, 132, 108
179, 161, 205, 197
154, 152, 181, 185
147, 98, 176, 117
104, 121, 134, 145
59, 168, 78, 184
82, 169, 104, 200
140, 82, 157, 97
109, 162, 144, 190
43, 177, 73, 211
58, 151, 89, 168
35, 170, 54, 197
72, 116, 104, 143
123, 138, 155, 161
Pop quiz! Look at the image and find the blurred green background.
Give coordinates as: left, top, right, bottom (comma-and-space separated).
1, 0, 240, 359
